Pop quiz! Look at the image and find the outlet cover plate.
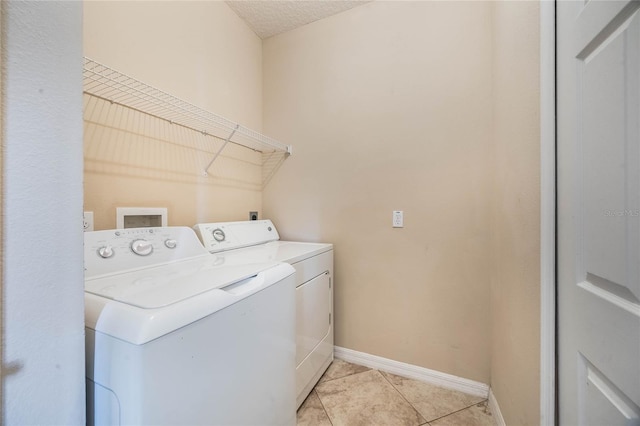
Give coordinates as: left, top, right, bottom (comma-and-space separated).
393, 210, 404, 228
83, 211, 94, 232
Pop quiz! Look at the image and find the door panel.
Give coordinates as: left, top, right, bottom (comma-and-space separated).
579, 354, 640, 425
579, 3, 640, 302
558, 1, 640, 424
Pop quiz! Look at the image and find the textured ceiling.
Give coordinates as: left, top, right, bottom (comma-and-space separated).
226, 1, 371, 39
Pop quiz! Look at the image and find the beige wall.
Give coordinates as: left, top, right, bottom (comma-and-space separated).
263, 2, 542, 419
263, 1, 494, 383
83, 1, 263, 230
491, 2, 541, 425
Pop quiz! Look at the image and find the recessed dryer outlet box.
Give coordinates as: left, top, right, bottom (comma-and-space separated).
116, 207, 168, 229
249, 211, 259, 221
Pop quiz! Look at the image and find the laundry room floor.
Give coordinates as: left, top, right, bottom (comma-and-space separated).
297, 360, 494, 426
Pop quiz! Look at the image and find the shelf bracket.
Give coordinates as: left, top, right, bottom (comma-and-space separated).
203, 124, 240, 176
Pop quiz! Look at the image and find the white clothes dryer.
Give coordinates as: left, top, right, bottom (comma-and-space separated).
84, 226, 296, 425
193, 220, 333, 408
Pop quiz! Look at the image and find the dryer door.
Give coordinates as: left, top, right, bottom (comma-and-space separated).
296, 271, 331, 366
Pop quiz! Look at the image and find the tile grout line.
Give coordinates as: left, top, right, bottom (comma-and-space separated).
424, 399, 490, 424
319, 366, 372, 385
310, 363, 374, 426
379, 369, 492, 425
378, 370, 429, 426
312, 389, 335, 426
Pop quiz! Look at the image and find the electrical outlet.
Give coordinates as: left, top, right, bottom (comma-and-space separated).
392, 210, 403, 228
249, 211, 258, 221
83, 211, 94, 232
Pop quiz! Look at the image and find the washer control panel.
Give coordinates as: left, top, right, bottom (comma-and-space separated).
194, 220, 280, 253
85, 227, 209, 278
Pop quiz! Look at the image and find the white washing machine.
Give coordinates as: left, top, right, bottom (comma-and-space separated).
193, 220, 333, 408
84, 226, 296, 425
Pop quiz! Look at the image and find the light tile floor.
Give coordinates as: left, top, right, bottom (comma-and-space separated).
297, 360, 494, 426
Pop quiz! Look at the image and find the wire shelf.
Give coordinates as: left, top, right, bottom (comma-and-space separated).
82, 57, 292, 178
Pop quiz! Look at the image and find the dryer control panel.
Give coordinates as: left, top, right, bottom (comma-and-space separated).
194, 220, 280, 253
85, 227, 209, 278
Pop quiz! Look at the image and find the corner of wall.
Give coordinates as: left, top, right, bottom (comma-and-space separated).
490, 1, 542, 425
488, 387, 507, 426
539, 1, 556, 424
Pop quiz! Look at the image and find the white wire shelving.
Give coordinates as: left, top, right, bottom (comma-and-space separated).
82, 57, 292, 179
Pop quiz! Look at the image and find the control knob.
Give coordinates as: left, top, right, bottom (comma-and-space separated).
97, 246, 114, 259
212, 228, 226, 242
131, 239, 153, 256
164, 239, 177, 249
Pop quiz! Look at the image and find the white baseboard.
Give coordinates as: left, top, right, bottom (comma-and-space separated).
488, 388, 506, 426
334, 346, 489, 398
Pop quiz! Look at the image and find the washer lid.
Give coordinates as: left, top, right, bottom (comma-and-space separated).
85, 262, 296, 345
85, 256, 280, 309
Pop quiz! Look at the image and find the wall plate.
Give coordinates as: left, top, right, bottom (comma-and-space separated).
116, 207, 168, 229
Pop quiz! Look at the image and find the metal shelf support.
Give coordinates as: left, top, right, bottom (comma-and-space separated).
204, 124, 239, 176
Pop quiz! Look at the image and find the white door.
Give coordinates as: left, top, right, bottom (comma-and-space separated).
558, 1, 640, 425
